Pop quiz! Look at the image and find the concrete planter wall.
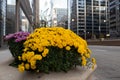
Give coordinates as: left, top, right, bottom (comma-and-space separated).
100, 38, 104, 41
0, 50, 97, 80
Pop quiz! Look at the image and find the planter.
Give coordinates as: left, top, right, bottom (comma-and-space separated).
4, 27, 96, 76
8, 39, 24, 59
0, 57, 97, 80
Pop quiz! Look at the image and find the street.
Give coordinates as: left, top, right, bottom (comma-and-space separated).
89, 45, 120, 80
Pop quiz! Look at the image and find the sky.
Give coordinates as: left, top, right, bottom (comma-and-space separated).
7, 0, 15, 5
53, 0, 67, 8
7, 0, 67, 9
40, 0, 67, 11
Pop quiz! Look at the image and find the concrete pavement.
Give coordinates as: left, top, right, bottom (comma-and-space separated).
0, 49, 96, 80
89, 45, 120, 80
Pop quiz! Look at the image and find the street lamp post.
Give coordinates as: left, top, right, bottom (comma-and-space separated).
84, 29, 86, 40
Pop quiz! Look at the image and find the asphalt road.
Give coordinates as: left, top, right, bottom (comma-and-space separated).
89, 45, 120, 80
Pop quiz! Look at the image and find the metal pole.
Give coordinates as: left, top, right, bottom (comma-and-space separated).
50, 0, 53, 27
15, 0, 20, 32
84, 0, 86, 40
67, 0, 71, 29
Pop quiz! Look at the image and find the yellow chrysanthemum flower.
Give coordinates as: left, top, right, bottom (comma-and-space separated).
42, 52, 47, 57
25, 63, 30, 70
22, 53, 26, 61
82, 59, 87, 66
82, 56, 86, 61
65, 46, 71, 51
34, 54, 42, 60
18, 65, 25, 72
30, 60, 36, 66
92, 58, 96, 64
31, 65, 36, 69
18, 56, 21, 60
85, 53, 90, 58
38, 46, 44, 52
43, 48, 49, 54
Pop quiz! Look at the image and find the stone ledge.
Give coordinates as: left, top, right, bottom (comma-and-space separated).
0, 57, 97, 80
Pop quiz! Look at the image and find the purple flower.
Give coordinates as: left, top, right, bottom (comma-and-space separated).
4, 34, 14, 40
5, 31, 30, 42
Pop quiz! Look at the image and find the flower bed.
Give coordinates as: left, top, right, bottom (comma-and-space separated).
5, 27, 96, 73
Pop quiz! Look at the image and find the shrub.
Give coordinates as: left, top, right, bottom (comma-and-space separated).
4, 31, 30, 60
16, 27, 96, 73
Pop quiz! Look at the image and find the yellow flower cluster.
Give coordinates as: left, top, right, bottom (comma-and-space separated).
25, 27, 88, 54
17, 27, 96, 72
18, 51, 43, 72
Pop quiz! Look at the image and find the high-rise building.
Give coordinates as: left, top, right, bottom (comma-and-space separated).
109, 0, 120, 37
54, 8, 67, 28
70, 0, 109, 39
0, 0, 7, 47
6, 5, 16, 34
70, 0, 77, 33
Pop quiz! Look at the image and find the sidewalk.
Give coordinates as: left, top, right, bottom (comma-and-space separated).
0, 50, 97, 80
0, 44, 8, 51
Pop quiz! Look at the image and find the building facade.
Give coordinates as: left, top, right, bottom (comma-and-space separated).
0, 0, 7, 47
54, 8, 67, 28
109, 0, 120, 37
70, 0, 109, 39
6, 5, 16, 34
70, 0, 77, 33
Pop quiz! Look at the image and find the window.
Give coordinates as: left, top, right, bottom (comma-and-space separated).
110, 7, 116, 15
93, 1, 99, 6
110, 2, 115, 7
100, 1, 105, 6
78, 13, 84, 15
110, 0, 113, 3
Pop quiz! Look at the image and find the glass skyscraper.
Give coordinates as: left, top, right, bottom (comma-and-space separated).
70, 0, 109, 39
0, 0, 7, 47
109, 0, 120, 37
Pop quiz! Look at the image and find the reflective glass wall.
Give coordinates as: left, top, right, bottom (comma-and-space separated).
6, 0, 16, 34
70, 0, 109, 39
70, 0, 77, 33
0, 0, 7, 46
109, 0, 120, 37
